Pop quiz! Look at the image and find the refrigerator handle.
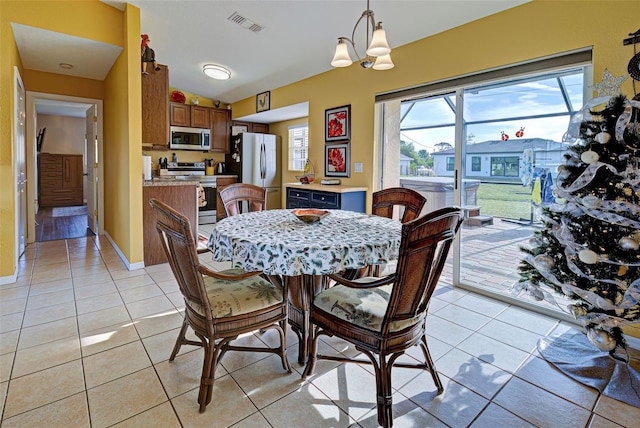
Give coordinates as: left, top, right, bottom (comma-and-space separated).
260, 143, 266, 179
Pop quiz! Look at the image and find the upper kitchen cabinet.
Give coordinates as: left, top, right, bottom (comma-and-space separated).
210, 108, 231, 153
171, 103, 210, 128
232, 120, 269, 134
142, 64, 170, 149
252, 123, 269, 134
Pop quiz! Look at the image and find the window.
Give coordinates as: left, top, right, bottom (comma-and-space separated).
471, 156, 481, 172
490, 156, 519, 176
288, 125, 308, 171
446, 157, 454, 171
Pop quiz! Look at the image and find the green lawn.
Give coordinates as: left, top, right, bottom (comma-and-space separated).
476, 182, 534, 220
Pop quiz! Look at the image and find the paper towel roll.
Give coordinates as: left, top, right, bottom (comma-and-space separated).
143, 156, 152, 180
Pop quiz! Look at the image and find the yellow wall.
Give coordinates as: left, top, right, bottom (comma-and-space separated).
0, 0, 140, 279
22, 69, 104, 99
103, 3, 142, 265
232, 0, 639, 210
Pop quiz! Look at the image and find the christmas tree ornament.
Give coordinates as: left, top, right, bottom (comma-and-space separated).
578, 249, 599, 264
594, 132, 611, 144
533, 254, 554, 270
619, 236, 639, 250
586, 327, 617, 352
515, 127, 525, 138
580, 150, 600, 164
590, 69, 629, 97
501, 131, 509, 141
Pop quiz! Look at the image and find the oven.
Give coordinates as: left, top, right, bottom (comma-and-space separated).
198, 178, 217, 225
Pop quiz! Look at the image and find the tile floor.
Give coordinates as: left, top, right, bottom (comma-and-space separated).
1, 236, 639, 427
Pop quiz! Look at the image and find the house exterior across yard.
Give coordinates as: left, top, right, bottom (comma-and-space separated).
432, 138, 568, 182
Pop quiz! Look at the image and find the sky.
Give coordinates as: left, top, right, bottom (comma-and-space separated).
399, 70, 583, 153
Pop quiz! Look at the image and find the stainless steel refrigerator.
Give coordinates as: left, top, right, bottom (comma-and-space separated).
225, 132, 282, 210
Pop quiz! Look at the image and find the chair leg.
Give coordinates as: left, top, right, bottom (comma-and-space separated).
169, 317, 189, 361
198, 335, 216, 413
420, 335, 444, 394
375, 353, 395, 428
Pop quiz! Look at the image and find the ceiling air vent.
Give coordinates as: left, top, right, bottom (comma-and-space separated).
227, 12, 264, 33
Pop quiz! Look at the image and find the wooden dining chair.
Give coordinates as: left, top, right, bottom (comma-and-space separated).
302, 206, 464, 428
218, 183, 266, 217
372, 186, 426, 223
149, 198, 291, 413
343, 187, 426, 279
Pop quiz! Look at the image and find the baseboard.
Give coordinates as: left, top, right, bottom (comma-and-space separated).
104, 231, 145, 271
0, 271, 18, 286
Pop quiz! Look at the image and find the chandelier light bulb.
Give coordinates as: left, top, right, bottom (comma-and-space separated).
372, 53, 394, 70
203, 64, 231, 80
366, 23, 391, 57
331, 39, 353, 67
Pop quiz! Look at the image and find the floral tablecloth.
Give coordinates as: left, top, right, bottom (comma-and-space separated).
208, 209, 402, 276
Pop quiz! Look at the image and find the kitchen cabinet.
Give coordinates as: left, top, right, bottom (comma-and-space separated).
216, 176, 237, 220
142, 64, 169, 149
143, 181, 198, 266
252, 123, 269, 133
231, 120, 269, 134
38, 153, 84, 207
285, 183, 366, 212
171, 103, 210, 128
209, 108, 231, 153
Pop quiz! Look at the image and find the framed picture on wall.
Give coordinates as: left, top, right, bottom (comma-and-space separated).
256, 91, 270, 113
325, 143, 350, 177
325, 105, 350, 142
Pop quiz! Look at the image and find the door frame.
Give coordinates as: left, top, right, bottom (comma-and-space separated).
25, 92, 104, 243
14, 67, 26, 261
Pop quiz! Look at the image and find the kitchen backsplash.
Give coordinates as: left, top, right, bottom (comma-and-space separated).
143, 149, 225, 171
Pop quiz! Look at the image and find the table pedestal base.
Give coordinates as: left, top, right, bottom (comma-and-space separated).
286, 275, 329, 364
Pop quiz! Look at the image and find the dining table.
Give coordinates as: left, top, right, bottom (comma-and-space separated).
207, 208, 402, 363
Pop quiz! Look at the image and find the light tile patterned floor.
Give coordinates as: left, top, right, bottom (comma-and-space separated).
1, 236, 638, 427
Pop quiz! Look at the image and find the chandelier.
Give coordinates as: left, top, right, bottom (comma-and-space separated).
330, 0, 393, 70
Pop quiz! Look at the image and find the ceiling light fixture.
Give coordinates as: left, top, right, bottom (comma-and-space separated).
59, 63, 73, 70
331, 0, 393, 70
203, 64, 231, 80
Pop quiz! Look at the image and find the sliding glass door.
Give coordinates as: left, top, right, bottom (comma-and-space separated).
383, 63, 588, 318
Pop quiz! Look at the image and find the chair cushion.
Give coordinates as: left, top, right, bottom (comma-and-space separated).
313, 280, 424, 332
189, 269, 284, 318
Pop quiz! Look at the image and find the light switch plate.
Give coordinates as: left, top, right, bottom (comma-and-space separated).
354, 162, 363, 173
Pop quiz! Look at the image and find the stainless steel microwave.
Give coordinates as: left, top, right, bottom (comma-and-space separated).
170, 126, 211, 151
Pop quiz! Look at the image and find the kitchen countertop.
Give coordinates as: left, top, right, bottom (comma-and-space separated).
143, 178, 199, 187
285, 182, 368, 193
143, 174, 237, 187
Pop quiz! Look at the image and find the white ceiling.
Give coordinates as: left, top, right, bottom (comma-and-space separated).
14, 0, 530, 119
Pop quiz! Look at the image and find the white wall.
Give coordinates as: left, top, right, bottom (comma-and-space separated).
37, 114, 84, 155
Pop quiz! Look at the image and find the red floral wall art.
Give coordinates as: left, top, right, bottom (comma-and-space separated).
325, 105, 350, 142
325, 144, 350, 177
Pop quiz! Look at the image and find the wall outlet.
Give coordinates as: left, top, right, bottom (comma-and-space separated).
354, 162, 363, 173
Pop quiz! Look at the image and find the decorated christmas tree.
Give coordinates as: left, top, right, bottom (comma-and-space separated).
514, 90, 640, 355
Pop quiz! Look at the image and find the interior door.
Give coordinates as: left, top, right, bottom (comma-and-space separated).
15, 68, 26, 257
86, 105, 98, 234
